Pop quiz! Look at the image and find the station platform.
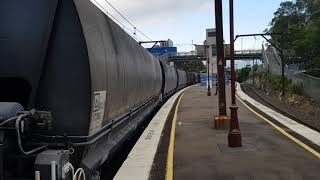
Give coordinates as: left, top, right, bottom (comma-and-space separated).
115, 85, 320, 180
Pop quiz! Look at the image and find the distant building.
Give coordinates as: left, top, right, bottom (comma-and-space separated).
160, 39, 174, 47
205, 28, 217, 74
195, 45, 205, 57
146, 39, 177, 56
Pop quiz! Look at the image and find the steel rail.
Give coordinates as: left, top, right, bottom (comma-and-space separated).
241, 83, 320, 132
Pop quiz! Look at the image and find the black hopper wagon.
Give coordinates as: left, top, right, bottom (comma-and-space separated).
0, 0, 198, 179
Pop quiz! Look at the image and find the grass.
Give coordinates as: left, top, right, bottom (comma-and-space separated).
262, 74, 304, 95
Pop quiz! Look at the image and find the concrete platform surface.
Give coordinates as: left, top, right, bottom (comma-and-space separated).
173, 86, 320, 180
114, 87, 190, 180
237, 83, 320, 146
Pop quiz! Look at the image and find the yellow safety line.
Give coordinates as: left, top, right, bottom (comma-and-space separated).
166, 89, 189, 180
236, 95, 320, 159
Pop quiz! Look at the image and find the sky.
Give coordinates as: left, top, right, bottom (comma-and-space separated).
93, 0, 286, 52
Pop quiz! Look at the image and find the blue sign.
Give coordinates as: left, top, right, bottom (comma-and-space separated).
147, 47, 177, 56
201, 73, 217, 87
201, 73, 230, 86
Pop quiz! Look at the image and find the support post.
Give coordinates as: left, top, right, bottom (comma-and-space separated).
228, 0, 242, 147
215, 0, 227, 116
252, 58, 255, 86
280, 50, 285, 97
206, 45, 211, 96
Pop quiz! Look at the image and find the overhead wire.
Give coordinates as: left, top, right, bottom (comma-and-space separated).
103, 0, 152, 41
92, 0, 143, 41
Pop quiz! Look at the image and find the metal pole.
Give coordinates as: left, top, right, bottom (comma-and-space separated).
252, 58, 255, 86
207, 45, 211, 96
280, 51, 285, 96
212, 59, 214, 83
215, 0, 227, 116
228, 0, 242, 147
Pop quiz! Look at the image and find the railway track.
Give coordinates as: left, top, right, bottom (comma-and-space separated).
241, 83, 320, 132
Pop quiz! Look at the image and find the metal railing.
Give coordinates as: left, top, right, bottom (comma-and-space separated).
234, 49, 262, 54
168, 51, 198, 57
157, 49, 262, 57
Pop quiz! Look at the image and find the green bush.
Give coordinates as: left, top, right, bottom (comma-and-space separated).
288, 83, 303, 95
235, 66, 251, 82
262, 74, 304, 95
264, 74, 292, 90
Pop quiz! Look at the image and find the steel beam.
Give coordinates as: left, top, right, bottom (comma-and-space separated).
139, 40, 167, 48
235, 33, 282, 41
235, 33, 286, 97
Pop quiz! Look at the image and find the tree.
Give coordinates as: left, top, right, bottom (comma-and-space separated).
235, 66, 251, 82
267, 0, 320, 73
174, 60, 206, 72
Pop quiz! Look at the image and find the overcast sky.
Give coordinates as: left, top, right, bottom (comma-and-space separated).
93, 0, 285, 51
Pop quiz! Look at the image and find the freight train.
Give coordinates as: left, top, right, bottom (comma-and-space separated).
0, 0, 200, 179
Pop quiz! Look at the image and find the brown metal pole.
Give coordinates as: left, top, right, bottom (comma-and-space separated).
228, 0, 242, 147
206, 45, 212, 96
215, 0, 227, 116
